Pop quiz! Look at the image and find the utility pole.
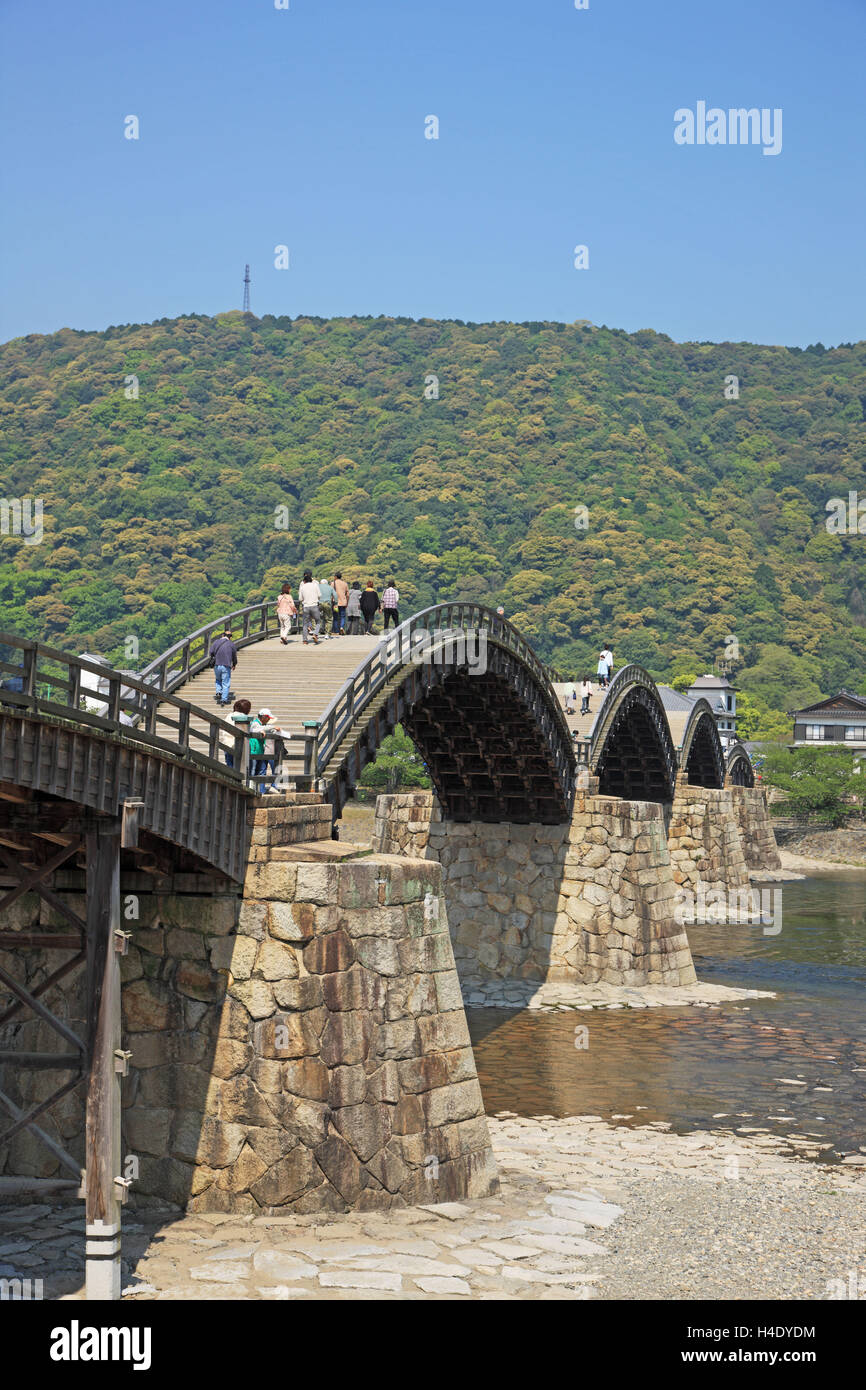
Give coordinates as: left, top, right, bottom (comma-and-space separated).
243, 264, 251, 313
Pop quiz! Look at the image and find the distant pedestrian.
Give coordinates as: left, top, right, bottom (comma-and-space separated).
580, 678, 592, 715
318, 576, 336, 638
360, 580, 380, 635
298, 571, 321, 645
597, 644, 613, 690
209, 626, 238, 706
276, 584, 296, 644
564, 684, 577, 715
220, 699, 252, 768
382, 580, 400, 630
333, 572, 350, 635
346, 581, 362, 635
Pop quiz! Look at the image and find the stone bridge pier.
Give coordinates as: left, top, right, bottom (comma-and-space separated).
374, 780, 782, 994
1, 793, 498, 1219
374, 791, 697, 990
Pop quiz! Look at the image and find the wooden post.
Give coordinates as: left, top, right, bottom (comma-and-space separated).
84, 821, 123, 1301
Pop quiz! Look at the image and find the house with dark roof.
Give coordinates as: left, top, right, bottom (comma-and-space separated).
789, 691, 866, 750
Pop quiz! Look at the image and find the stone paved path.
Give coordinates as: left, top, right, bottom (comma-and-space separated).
3, 1117, 863, 1301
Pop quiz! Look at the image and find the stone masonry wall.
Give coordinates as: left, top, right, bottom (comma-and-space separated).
665, 779, 750, 896
1, 794, 498, 1214
728, 785, 782, 872
374, 792, 696, 988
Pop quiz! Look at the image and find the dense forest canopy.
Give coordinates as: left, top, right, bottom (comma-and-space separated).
1, 311, 865, 714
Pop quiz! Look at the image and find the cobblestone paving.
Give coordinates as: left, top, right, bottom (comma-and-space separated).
2, 1116, 863, 1301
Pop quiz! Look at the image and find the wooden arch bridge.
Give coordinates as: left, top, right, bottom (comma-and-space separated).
0, 606, 752, 1294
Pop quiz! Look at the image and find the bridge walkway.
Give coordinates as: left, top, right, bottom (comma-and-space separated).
180, 632, 379, 743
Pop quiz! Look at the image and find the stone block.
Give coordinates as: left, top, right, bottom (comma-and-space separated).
282, 1056, 330, 1102
230, 978, 275, 1019
319, 1010, 373, 1067
366, 1061, 399, 1104
328, 1063, 368, 1108
294, 863, 339, 906
354, 936, 401, 976
243, 864, 298, 902
304, 928, 355, 975
209, 935, 258, 979
376, 1017, 419, 1061
267, 901, 316, 943
423, 1078, 484, 1127
417, 1010, 471, 1055
322, 964, 384, 1013
122, 978, 174, 1032
332, 1103, 392, 1162
259, 1009, 323, 1059
314, 1134, 363, 1204
255, 939, 301, 982
250, 1146, 317, 1207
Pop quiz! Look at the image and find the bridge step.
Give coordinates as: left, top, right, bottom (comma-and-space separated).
178, 634, 379, 737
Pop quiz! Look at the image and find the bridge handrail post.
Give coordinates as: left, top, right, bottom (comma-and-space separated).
303, 722, 319, 782
176, 702, 190, 753
106, 673, 121, 726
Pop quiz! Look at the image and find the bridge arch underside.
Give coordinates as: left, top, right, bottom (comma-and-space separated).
592, 688, 678, 802
727, 747, 755, 788
329, 647, 575, 824
681, 709, 726, 789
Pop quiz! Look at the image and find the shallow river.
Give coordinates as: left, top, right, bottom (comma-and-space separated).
467, 874, 866, 1161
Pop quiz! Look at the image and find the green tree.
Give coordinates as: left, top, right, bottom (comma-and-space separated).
735, 692, 790, 741
358, 726, 431, 794
760, 746, 864, 827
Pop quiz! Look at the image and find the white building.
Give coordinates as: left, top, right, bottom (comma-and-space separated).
686, 674, 737, 748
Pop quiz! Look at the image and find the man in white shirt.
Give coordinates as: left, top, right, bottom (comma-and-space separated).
298, 571, 321, 645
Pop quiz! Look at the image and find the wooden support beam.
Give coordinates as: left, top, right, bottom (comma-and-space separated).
0, 1051, 84, 1070
0, 931, 82, 950
0, 1081, 84, 1175
85, 821, 124, 1301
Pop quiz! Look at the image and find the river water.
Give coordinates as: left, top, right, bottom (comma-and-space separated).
467, 874, 866, 1162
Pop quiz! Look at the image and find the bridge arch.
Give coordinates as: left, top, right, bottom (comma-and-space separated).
589, 665, 678, 802
315, 608, 576, 823
679, 699, 727, 789
725, 742, 756, 787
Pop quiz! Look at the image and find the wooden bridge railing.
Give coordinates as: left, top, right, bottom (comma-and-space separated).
0, 632, 250, 784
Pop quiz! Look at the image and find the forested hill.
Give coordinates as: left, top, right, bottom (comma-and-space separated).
1, 311, 865, 712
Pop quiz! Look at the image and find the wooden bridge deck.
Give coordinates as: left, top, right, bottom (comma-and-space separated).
181, 633, 380, 738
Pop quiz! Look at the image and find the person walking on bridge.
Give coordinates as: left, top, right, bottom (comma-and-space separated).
381, 580, 400, 630
597, 644, 613, 690
318, 576, 336, 639
346, 581, 362, 635
276, 584, 296, 644
360, 580, 380, 635
298, 571, 321, 645
580, 678, 593, 715
209, 626, 238, 706
333, 573, 350, 634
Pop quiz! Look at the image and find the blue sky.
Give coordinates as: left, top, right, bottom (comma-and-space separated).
1, 0, 863, 346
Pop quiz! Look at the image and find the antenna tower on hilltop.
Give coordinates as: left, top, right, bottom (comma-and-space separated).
242, 264, 251, 313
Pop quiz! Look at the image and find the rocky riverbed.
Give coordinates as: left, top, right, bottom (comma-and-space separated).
4, 1115, 863, 1302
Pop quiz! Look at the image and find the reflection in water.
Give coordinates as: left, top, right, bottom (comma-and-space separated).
468, 875, 866, 1159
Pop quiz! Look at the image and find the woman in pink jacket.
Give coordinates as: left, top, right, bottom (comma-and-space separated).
276, 584, 297, 644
